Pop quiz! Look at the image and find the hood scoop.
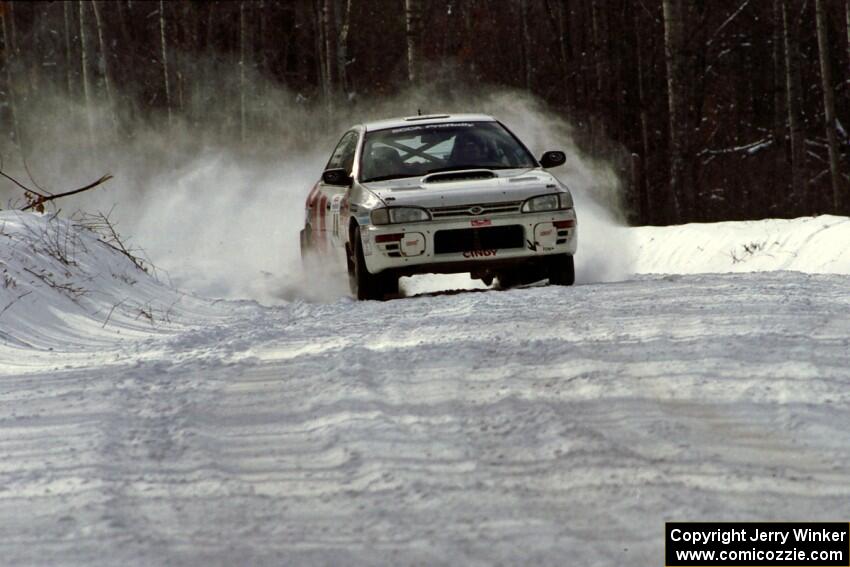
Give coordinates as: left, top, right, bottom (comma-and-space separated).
422, 169, 497, 184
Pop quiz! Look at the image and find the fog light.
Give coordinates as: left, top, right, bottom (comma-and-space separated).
400, 233, 425, 257
375, 233, 404, 243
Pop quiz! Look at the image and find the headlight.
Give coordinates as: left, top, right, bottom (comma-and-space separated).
521, 193, 573, 213
370, 207, 430, 225
371, 208, 390, 225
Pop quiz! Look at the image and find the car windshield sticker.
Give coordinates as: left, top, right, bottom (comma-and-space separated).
389, 123, 475, 134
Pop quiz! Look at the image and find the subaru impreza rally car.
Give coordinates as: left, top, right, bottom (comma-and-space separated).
300, 113, 578, 300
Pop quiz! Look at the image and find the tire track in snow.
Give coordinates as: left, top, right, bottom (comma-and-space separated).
3, 273, 850, 565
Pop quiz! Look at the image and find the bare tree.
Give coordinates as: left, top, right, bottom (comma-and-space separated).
90, 1, 117, 129
520, 0, 532, 91
3, 0, 16, 57
79, 0, 95, 144
772, 0, 784, 139
336, 0, 353, 97
311, 0, 335, 117
63, 1, 74, 96
814, 0, 843, 210
313, 0, 328, 111
782, 0, 805, 204
0, 2, 21, 153
323, 0, 335, 101
542, 0, 572, 111
159, 0, 172, 125
404, 0, 421, 82
634, 5, 652, 222
240, 1, 247, 143
663, 0, 688, 220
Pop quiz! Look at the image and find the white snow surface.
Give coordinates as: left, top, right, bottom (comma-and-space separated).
2, 211, 850, 566
632, 215, 850, 276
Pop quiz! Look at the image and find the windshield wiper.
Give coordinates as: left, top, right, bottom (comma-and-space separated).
362, 174, 416, 183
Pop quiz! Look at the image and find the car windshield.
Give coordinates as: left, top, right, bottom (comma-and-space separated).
359, 121, 537, 182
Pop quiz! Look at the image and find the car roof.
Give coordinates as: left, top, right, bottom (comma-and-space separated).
361, 113, 497, 132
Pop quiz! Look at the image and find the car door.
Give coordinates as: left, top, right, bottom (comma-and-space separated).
315, 130, 359, 252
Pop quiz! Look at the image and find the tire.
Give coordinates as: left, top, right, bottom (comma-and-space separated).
299, 226, 313, 262
548, 254, 575, 286
498, 263, 547, 289
350, 226, 394, 300
496, 269, 520, 290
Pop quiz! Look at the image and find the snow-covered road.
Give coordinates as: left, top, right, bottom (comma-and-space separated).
3, 249, 850, 564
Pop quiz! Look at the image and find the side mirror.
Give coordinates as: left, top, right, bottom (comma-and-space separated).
539, 150, 566, 169
322, 168, 353, 186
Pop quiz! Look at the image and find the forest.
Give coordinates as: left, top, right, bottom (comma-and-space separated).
0, 0, 848, 225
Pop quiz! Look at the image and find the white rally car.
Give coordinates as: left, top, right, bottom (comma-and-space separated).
300, 114, 578, 300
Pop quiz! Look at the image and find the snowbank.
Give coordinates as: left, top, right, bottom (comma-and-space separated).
3, 212, 850, 358
0, 211, 230, 370
631, 215, 850, 275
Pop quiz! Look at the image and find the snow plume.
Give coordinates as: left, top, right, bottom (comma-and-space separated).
0, 71, 631, 304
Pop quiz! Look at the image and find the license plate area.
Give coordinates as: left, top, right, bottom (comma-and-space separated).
433, 225, 525, 254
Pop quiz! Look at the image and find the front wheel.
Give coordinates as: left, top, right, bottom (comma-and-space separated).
349, 226, 397, 300
299, 226, 312, 262
548, 254, 575, 286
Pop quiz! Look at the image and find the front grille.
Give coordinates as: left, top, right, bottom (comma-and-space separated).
429, 200, 522, 220
434, 225, 525, 254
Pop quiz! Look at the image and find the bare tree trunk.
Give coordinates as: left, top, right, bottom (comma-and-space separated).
6, 0, 16, 56
336, 0, 353, 97
239, 1, 247, 143
772, 0, 784, 138
0, 4, 22, 154
520, 0, 532, 91
588, 0, 608, 153
771, 0, 788, 207
541, 0, 574, 111
554, 0, 572, 110
64, 1, 74, 96
815, 0, 843, 210
404, 0, 421, 82
634, 7, 651, 223
844, 0, 850, 68
79, 0, 95, 144
314, 0, 328, 102
323, 0, 335, 95
314, 0, 335, 119
591, 0, 603, 97
159, 0, 172, 126
662, 0, 687, 221
259, 0, 268, 74
847, 0, 850, 69
782, 0, 805, 205
90, 0, 117, 131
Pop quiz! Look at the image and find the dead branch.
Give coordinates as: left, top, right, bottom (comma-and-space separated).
1, 166, 112, 212
22, 267, 86, 298
0, 290, 32, 318
75, 210, 150, 273
0, 169, 49, 199
21, 174, 113, 212
102, 298, 129, 328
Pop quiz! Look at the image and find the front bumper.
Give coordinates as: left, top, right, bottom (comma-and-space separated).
361, 209, 578, 276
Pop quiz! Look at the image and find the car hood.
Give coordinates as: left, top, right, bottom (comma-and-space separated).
361, 168, 565, 208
